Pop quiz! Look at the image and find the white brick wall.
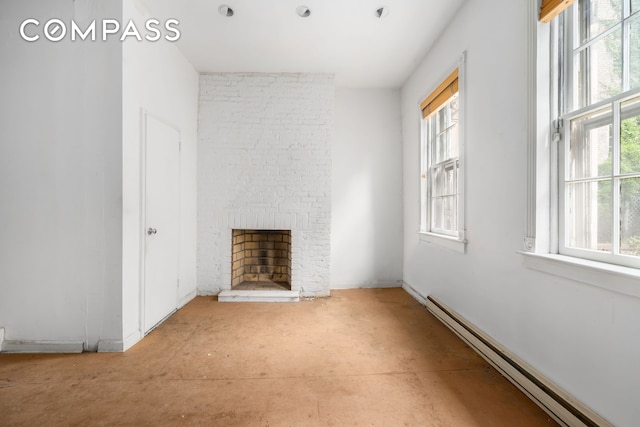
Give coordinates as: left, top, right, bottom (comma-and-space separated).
197, 73, 334, 297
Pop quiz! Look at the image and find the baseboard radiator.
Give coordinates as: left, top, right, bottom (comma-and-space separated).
426, 295, 612, 427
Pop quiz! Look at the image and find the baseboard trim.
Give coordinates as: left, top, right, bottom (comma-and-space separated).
178, 290, 197, 309
98, 330, 142, 353
123, 330, 142, 351
401, 281, 427, 305
425, 295, 612, 427
1, 340, 84, 353
0, 328, 5, 350
97, 339, 123, 352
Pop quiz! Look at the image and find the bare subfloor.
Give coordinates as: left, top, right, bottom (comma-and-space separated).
0, 289, 557, 426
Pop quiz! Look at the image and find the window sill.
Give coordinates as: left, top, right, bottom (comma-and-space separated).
419, 232, 466, 253
519, 252, 640, 298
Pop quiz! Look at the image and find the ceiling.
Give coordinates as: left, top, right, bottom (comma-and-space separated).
137, 0, 466, 88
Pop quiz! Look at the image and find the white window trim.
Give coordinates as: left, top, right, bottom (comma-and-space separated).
523, 0, 640, 297
520, 251, 640, 299
419, 231, 466, 253
419, 52, 467, 252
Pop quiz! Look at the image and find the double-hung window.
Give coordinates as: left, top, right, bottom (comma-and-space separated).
420, 55, 466, 249
558, 0, 640, 268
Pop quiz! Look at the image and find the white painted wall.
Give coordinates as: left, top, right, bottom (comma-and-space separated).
197, 73, 334, 297
0, 0, 123, 351
331, 89, 403, 288
121, 0, 199, 350
401, 0, 640, 425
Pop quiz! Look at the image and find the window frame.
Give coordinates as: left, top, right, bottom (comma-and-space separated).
419, 53, 467, 252
557, 0, 640, 269
522, 0, 640, 298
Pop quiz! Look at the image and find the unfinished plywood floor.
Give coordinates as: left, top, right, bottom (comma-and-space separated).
0, 289, 557, 426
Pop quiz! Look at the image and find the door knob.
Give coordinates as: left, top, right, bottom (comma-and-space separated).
147, 228, 157, 235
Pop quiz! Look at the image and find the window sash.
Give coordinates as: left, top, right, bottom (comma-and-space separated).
430, 159, 459, 235
422, 98, 460, 237
559, 92, 640, 268
567, 0, 640, 111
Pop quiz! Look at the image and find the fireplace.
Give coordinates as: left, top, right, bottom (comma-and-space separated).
197, 73, 333, 297
231, 229, 292, 290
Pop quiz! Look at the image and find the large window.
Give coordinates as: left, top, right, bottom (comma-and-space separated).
559, 0, 640, 267
420, 57, 466, 246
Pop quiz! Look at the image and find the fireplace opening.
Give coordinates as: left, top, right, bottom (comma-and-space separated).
231, 229, 291, 290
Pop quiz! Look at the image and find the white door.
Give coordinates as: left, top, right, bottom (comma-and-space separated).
143, 114, 180, 333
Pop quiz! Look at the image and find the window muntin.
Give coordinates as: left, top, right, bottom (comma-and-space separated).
560, 0, 640, 267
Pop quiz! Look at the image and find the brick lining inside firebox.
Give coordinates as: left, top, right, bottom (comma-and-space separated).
231, 229, 292, 290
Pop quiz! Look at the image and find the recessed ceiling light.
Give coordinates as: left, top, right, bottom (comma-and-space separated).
376, 6, 389, 18
296, 6, 311, 18
219, 5, 234, 17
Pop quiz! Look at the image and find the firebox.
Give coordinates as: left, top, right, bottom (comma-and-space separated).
231, 229, 292, 290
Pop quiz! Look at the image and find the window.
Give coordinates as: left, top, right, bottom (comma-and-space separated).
420, 55, 466, 247
558, 0, 640, 268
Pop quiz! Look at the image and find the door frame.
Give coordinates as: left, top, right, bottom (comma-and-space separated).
139, 109, 182, 335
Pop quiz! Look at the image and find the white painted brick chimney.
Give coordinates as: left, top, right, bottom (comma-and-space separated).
197, 73, 334, 297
